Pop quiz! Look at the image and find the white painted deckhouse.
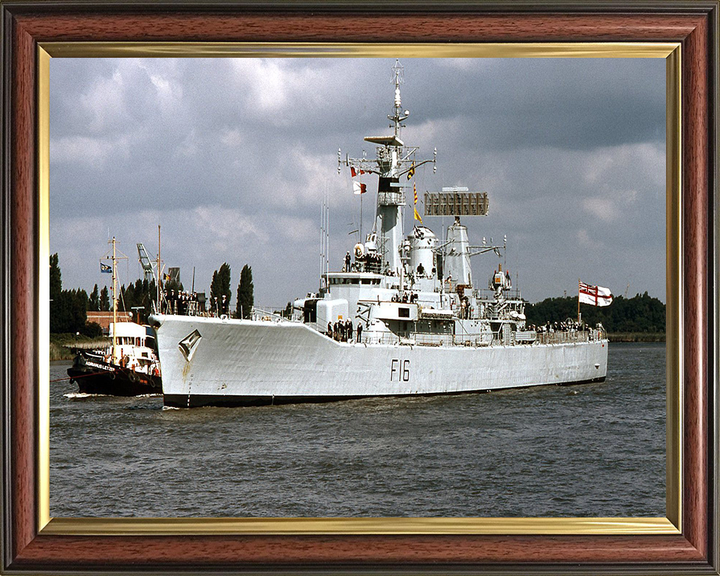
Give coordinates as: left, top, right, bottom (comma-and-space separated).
150, 60, 608, 408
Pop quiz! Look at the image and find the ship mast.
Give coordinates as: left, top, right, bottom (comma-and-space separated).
111, 237, 118, 364
102, 237, 127, 365
389, 59, 408, 142
339, 60, 436, 275
157, 225, 161, 311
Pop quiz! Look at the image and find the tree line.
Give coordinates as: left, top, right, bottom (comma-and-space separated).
50, 253, 95, 335
208, 262, 254, 319
525, 292, 666, 334
51, 254, 162, 335
52, 251, 664, 335
50, 254, 255, 334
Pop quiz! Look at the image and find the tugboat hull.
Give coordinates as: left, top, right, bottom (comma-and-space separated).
67, 353, 161, 396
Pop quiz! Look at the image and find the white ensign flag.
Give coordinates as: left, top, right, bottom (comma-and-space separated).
579, 281, 613, 307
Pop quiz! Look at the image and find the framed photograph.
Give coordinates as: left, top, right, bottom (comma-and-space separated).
2, 2, 717, 573
47, 53, 669, 521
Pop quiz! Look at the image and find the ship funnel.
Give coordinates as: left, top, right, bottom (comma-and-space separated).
445, 218, 473, 288
409, 226, 438, 277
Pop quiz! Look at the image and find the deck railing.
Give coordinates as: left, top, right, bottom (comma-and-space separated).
359, 327, 606, 347
535, 329, 605, 345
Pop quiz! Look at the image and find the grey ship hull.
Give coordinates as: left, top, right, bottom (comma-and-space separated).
152, 314, 608, 408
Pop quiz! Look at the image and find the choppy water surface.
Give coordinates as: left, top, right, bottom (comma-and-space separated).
50, 342, 665, 517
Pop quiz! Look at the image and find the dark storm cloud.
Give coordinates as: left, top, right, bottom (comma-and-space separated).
50, 57, 666, 305
51, 59, 382, 216
404, 58, 665, 151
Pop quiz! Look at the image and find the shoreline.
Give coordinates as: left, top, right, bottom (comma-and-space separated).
608, 332, 665, 343
49, 333, 109, 361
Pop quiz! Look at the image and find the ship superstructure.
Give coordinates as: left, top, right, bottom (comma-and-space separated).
151, 61, 608, 408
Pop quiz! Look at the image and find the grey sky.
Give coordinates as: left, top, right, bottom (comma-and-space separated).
50, 57, 666, 309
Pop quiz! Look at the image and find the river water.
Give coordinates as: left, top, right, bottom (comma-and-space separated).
50, 342, 665, 518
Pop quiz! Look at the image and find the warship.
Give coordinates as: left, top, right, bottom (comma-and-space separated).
151, 61, 608, 408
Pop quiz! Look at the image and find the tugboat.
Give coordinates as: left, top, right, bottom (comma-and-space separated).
67, 322, 162, 395
67, 237, 162, 396
150, 60, 608, 408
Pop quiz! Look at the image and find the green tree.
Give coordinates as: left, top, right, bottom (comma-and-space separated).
50, 253, 62, 302
51, 287, 88, 334
235, 264, 254, 319
127, 278, 158, 322
49, 255, 85, 333
525, 292, 666, 334
122, 283, 135, 312
51, 292, 69, 333
88, 284, 100, 311
136, 278, 158, 319
49, 254, 63, 332
100, 286, 110, 311
67, 288, 88, 333
82, 322, 103, 338
210, 263, 232, 313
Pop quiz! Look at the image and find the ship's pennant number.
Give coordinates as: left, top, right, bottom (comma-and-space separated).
390, 359, 410, 382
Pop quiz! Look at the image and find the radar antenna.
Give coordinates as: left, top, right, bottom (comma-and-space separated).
389, 59, 409, 139
424, 188, 490, 217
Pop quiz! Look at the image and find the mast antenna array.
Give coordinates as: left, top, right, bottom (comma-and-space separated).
337, 59, 437, 178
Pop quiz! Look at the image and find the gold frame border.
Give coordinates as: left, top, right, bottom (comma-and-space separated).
37, 42, 682, 536
43, 516, 678, 536
41, 42, 675, 58
38, 46, 51, 532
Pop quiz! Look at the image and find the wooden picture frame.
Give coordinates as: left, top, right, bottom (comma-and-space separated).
1, 1, 717, 573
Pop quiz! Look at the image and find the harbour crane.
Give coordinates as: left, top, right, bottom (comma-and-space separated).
137, 243, 156, 283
